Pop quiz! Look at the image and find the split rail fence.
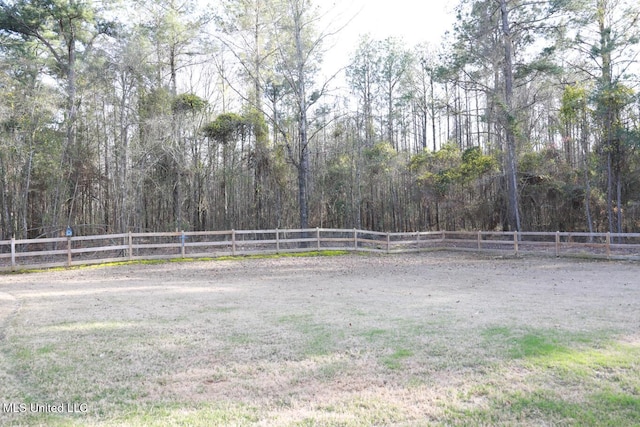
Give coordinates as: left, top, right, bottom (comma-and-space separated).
1, 229, 640, 271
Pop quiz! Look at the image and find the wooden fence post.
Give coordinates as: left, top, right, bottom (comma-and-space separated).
387, 233, 390, 253
276, 229, 280, 253
513, 231, 519, 256
606, 232, 611, 259
353, 229, 358, 250
232, 229, 236, 255
477, 231, 481, 250
128, 231, 133, 260
555, 231, 560, 257
416, 231, 420, 250
181, 230, 186, 258
316, 227, 321, 250
11, 237, 16, 271
67, 236, 72, 267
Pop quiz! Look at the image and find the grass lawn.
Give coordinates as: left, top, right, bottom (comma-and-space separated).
0, 252, 638, 426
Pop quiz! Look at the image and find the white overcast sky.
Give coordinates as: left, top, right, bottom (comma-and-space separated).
320, 0, 456, 82
344, 0, 454, 45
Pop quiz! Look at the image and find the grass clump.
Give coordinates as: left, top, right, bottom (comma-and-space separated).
444, 330, 640, 426
276, 314, 342, 357
2, 250, 349, 275
382, 348, 414, 370
215, 250, 348, 261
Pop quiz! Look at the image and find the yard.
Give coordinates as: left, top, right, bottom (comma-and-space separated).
0, 252, 638, 426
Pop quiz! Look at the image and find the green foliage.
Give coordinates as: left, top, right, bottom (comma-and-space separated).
411, 144, 496, 196
592, 83, 635, 133
514, 57, 563, 80
203, 112, 250, 145
243, 108, 269, 143
595, 82, 635, 107
519, 151, 545, 174
0, 0, 104, 76
459, 146, 496, 183
171, 93, 207, 114
203, 110, 272, 148
364, 141, 396, 175
560, 84, 589, 124
139, 87, 173, 118
622, 127, 640, 149
323, 155, 352, 223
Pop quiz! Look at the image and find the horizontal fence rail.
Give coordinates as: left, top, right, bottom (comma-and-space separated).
1, 229, 639, 271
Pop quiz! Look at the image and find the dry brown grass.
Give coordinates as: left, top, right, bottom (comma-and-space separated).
0, 252, 639, 426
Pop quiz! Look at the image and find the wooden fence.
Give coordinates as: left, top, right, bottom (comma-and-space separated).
1, 229, 639, 271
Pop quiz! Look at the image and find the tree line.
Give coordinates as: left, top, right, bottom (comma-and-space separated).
0, 0, 639, 239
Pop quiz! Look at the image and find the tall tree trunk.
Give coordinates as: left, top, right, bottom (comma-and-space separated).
50, 34, 78, 236
0, 153, 11, 239
430, 73, 437, 151
581, 117, 594, 237
66, 37, 78, 227
606, 151, 614, 232
500, 0, 521, 232
292, 1, 309, 230
616, 160, 623, 234
597, 0, 617, 234
22, 149, 33, 238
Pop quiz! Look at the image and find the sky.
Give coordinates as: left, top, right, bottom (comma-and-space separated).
321, 0, 456, 77
343, 0, 455, 46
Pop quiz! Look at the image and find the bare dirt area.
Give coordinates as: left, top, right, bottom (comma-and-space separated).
0, 252, 639, 426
